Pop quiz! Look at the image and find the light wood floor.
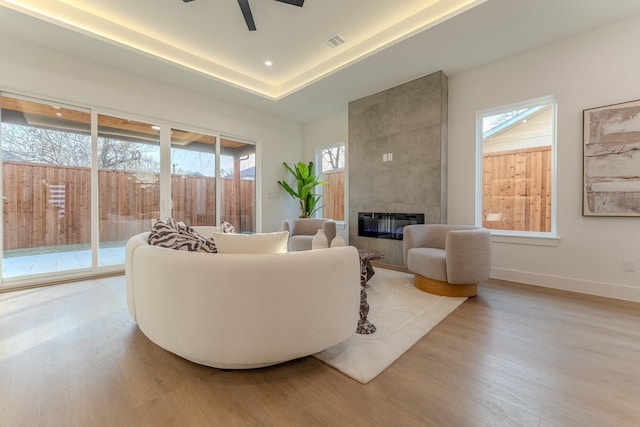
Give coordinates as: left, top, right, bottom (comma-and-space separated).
1, 274, 640, 427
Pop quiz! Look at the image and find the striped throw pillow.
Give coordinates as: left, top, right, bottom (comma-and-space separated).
148, 218, 218, 253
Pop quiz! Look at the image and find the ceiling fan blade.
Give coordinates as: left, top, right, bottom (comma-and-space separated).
237, 0, 257, 31
182, 0, 195, 2
275, 0, 305, 6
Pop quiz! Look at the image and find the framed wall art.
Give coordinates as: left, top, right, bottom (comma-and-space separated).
583, 99, 640, 216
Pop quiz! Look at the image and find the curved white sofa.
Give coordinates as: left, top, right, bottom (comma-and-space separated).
125, 227, 360, 369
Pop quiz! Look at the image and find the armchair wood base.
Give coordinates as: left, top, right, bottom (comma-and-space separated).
413, 274, 478, 297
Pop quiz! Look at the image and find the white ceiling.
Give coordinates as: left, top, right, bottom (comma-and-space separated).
1, 0, 640, 123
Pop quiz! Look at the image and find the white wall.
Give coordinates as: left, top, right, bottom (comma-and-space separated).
303, 111, 349, 240
302, 15, 640, 301
303, 111, 349, 158
0, 34, 302, 232
448, 14, 640, 301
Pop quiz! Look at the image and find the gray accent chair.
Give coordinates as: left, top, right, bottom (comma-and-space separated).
403, 224, 491, 297
281, 218, 337, 251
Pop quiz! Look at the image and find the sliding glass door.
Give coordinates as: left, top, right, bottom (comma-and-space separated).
97, 114, 160, 267
170, 129, 216, 226
219, 137, 256, 233
1, 94, 258, 286
0, 95, 92, 278
169, 133, 256, 232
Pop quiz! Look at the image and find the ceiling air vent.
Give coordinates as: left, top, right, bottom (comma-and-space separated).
323, 34, 346, 50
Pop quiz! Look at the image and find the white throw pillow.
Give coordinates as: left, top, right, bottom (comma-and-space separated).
212, 231, 289, 254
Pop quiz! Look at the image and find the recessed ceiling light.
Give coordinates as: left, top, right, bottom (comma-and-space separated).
264, 60, 273, 67
52, 105, 61, 109
55, 112, 62, 117
152, 125, 160, 131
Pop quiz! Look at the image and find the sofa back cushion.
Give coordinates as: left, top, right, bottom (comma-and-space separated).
212, 231, 289, 254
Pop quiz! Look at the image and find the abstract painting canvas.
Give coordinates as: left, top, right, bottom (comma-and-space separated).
583, 99, 640, 216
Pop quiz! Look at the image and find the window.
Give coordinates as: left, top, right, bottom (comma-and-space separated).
477, 97, 556, 235
317, 143, 345, 221
98, 114, 161, 266
1, 95, 92, 277
0, 92, 259, 286
218, 137, 256, 233
169, 133, 256, 233
170, 129, 217, 227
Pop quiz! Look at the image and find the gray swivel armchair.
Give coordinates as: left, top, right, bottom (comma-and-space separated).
281, 218, 337, 251
403, 224, 491, 297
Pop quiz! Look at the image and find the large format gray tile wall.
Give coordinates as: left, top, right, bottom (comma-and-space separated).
348, 71, 448, 266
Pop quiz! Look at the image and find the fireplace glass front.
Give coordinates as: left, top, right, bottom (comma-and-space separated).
357, 212, 425, 240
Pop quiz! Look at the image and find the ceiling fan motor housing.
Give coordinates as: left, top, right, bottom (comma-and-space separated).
183, 0, 304, 31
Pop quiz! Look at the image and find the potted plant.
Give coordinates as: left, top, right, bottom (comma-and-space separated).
277, 161, 327, 218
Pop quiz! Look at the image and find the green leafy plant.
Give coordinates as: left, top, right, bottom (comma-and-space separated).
277, 161, 327, 218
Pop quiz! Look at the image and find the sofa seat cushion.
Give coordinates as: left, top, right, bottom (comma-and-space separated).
288, 235, 313, 251
407, 248, 447, 282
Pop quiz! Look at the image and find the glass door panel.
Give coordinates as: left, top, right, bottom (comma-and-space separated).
97, 114, 160, 266
1, 96, 92, 279
219, 138, 256, 233
170, 129, 216, 226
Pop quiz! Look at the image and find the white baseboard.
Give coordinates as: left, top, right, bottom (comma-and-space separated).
491, 267, 640, 303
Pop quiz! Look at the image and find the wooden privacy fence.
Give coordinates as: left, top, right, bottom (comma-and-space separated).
482, 146, 552, 232
322, 169, 344, 221
2, 161, 255, 250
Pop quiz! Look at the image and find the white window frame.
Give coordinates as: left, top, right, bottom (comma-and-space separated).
476, 95, 559, 246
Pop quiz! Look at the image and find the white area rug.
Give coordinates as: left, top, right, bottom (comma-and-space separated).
313, 268, 466, 384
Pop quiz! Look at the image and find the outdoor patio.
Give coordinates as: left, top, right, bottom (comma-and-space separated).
2, 246, 125, 278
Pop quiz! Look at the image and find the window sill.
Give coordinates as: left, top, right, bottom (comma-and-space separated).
490, 231, 559, 247
333, 220, 346, 230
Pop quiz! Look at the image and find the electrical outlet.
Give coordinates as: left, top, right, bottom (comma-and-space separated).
623, 258, 636, 272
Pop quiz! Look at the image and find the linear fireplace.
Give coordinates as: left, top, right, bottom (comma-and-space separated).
358, 212, 425, 240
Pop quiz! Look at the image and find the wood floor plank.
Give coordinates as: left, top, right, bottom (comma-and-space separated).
0, 360, 15, 426
68, 353, 140, 427
1, 335, 73, 427
1, 275, 640, 426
